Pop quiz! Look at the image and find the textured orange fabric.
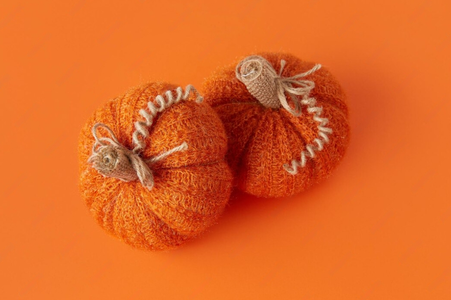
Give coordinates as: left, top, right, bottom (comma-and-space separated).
202, 53, 350, 198
78, 82, 233, 250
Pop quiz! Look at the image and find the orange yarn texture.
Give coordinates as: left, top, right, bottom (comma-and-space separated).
202, 53, 350, 198
78, 82, 233, 250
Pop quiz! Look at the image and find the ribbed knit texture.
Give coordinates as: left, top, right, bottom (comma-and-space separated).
78, 82, 233, 250
202, 53, 350, 198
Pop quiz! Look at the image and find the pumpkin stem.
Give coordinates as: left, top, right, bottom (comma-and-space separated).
235, 55, 334, 175
88, 86, 201, 188
88, 120, 187, 190
235, 55, 321, 116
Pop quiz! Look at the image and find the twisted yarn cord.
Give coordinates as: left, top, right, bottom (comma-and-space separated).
133, 84, 203, 152
88, 85, 202, 189
235, 55, 333, 175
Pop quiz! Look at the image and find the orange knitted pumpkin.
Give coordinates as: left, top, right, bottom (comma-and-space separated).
202, 53, 350, 198
78, 82, 233, 250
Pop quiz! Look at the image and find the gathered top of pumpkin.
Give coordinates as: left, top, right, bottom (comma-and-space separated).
78, 82, 233, 250
202, 52, 350, 198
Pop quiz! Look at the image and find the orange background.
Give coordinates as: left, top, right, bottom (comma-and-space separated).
1, 0, 450, 299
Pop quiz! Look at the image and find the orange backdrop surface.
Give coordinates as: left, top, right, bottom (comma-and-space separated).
1, 0, 451, 299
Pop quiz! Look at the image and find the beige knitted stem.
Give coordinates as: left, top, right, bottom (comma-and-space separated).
236, 55, 333, 175
88, 123, 155, 189
236, 55, 321, 116
89, 145, 139, 182
88, 85, 199, 190
236, 55, 281, 109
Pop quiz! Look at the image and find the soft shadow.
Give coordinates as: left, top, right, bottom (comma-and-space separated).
181, 64, 396, 250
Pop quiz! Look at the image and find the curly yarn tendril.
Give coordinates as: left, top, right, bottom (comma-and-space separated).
133, 84, 203, 152
235, 55, 332, 175
88, 85, 202, 190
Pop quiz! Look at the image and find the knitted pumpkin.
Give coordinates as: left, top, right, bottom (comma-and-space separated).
202, 53, 350, 198
78, 82, 233, 250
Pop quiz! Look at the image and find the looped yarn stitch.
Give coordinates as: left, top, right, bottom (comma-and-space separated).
133, 84, 203, 152
88, 123, 157, 189
235, 55, 333, 175
88, 85, 202, 189
236, 55, 321, 116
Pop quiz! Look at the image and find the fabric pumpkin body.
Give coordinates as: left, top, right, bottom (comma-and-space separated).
78, 82, 233, 250
202, 53, 350, 198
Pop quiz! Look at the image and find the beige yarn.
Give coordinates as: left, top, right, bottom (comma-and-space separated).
236, 55, 333, 175
133, 85, 203, 152
88, 85, 202, 190
236, 55, 321, 116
